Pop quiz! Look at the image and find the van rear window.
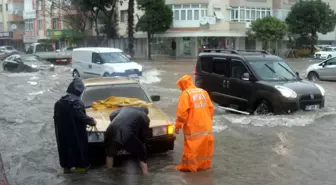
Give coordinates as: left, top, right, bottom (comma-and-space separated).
200, 56, 213, 73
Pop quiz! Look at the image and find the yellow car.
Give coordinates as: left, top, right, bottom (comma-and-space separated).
80, 77, 175, 163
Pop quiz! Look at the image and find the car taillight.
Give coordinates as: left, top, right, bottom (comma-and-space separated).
194, 67, 196, 79
56, 59, 61, 62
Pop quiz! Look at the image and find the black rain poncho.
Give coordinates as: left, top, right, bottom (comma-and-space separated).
104, 107, 150, 162
53, 78, 95, 168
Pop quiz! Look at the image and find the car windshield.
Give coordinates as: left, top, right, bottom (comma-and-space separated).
5, 46, 13, 50
322, 47, 333, 51
249, 61, 297, 81
99, 52, 131, 63
21, 56, 45, 63
81, 83, 150, 107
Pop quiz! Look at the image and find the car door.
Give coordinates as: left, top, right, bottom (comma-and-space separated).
228, 59, 253, 110
90, 52, 104, 76
317, 57, 336, 80
209, 57, 231, 106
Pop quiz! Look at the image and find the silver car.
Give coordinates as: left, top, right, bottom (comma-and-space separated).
305, 57, 336, 81
2, 54, 55, 72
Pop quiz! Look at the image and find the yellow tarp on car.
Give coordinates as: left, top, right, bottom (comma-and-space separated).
92, 96, 152, 111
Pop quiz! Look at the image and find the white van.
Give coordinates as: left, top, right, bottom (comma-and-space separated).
71, 47, 143, 78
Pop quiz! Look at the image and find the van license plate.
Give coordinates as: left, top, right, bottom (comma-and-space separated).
305, 105, 319, 111
128, 74, 138, 77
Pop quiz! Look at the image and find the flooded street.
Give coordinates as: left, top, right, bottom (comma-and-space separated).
1, 58, 336, 185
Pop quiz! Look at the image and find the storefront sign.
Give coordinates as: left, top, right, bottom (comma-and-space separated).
47, 29, 73, 38
0, 32, 13, 39
23, 35, 38, 43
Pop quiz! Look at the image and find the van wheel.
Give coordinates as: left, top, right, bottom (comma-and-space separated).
254, 100, 273, 115
308, 72, 319, 81
73, 70, 80, 78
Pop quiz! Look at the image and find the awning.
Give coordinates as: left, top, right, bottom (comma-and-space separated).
134, 31, 246, 38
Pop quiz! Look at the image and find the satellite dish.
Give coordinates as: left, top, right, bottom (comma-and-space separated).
200, 17, 208, 25
11, 24, 17, 30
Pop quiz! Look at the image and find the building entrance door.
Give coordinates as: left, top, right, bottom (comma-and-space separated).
183, 37, 191, 56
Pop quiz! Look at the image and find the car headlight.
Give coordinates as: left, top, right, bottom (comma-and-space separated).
315, 84, 325, 96
275, 85, 297, 98
31, 64, 38, 68
152, 126, 167, 137
152, 125, 174, 136
50, 64, 54, 67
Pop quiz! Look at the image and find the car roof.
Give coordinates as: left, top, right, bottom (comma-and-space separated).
73, 47, 123, 53
82, 77, 139, 87
198, 51, 283, 62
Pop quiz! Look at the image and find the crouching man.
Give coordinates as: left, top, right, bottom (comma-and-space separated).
104, 106, 150, 175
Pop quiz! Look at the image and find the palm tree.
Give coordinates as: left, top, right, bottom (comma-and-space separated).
127, 0, 135, 57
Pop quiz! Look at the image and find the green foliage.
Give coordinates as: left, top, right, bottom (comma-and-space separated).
247, 16, 288, 42
136, 0, 173, 36
286, 0, 336, 36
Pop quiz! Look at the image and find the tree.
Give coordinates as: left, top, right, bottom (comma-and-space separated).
128, 0, 135, 57
136, 0, 173, 60
246, 16, 287, 51
286, 0, 336, 53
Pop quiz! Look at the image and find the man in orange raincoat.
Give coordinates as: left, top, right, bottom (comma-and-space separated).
174, 74, 214, 172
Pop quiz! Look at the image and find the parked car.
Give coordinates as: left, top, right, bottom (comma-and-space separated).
2, 54, 55, 72
81, 77, 175, 164
0, 46, 18, 53
195, 49, 325, 115
71, 47, 142, 78
314, 46, 336, 59
305, 57, 336, 81
25, 43, 72, 63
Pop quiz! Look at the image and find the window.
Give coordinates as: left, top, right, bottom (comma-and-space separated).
200, 56, 213, 73
172, 4, 207, 21
194, 10, 199, 20
92, 53, 103, 64
25, 19, 34, 31
212, 58, 229, 76
326, 58, 336, 66
181, 10, 186, 20
231, 60, 248, 79
120, 10, 128, 23
38, 1, 42, 10
0, 5, 2, 12
174, 10, 179, 20
6, 4, 7, 11
52, 18, 58, 29
39, 20, 43, 30
230, 7, 271, 22
99, 52, 131, 63
187, 9, 192, 20
249, 61, 297, 81
82, 84, 150, 107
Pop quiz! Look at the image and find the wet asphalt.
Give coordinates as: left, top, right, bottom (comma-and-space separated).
1, 58, 336, 185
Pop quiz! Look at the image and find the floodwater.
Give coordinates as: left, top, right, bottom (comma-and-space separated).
1, 58, 336, 185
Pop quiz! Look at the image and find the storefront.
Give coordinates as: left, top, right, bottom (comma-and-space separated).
46, 29, 74, 49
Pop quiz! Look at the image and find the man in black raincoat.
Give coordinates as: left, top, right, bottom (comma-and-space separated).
105, 106, 150, 175
53, 77, 96, 174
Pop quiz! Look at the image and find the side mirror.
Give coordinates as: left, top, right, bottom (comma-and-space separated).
126, 54, 132, 59
295, 72, 300, 77
241, 73, 250, 81
150, 95, 160, 102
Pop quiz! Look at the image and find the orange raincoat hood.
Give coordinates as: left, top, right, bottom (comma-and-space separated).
176, 75, 195, 91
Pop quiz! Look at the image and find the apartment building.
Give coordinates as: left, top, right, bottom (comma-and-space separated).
0, 0, 24, 45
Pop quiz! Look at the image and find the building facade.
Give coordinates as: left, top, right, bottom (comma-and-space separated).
116, 0, 336, 58
0, 0, 24, 46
